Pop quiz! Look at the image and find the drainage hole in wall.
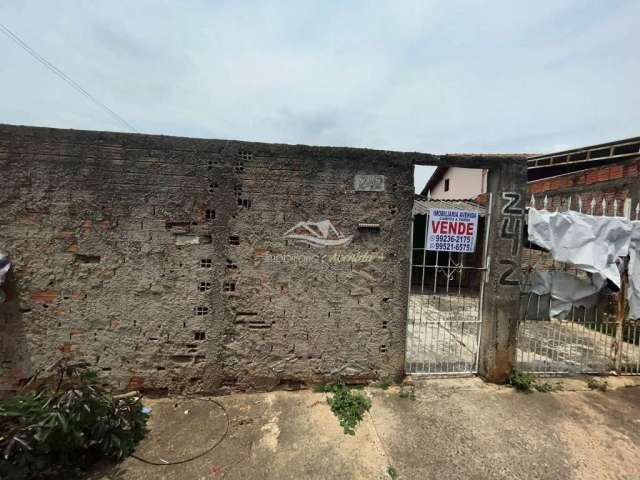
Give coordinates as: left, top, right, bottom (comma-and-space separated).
223, 281, 236, 292
239, 150, 253, 161
200, 259, 212, 268
194, 331, 206, 340
75, 254, 101, 263
194, 306, 209, 316
229, 235, 240, 245
237, 198, 252, 209
248, 321, 271, 330
198, 281, 212, 292
382, 320, 388, 329
226, 259, 238, 269
165, 221, 196, 229
379, 345, 388, 353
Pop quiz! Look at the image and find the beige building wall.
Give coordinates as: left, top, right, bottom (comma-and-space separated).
430, 167, 486, 199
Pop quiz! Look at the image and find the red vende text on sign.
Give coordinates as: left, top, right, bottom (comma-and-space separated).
431, 221, 475, 236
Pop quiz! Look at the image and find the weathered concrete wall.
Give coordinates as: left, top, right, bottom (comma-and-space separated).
479, 162, 527, 382
0, 125, 416, 393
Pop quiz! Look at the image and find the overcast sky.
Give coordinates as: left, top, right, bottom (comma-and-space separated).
2, 1, 639, 192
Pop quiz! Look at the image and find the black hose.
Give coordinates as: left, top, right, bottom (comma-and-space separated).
130, 396, 230, 466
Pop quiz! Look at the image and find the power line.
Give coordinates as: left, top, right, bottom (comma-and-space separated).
0, 23, 137, 132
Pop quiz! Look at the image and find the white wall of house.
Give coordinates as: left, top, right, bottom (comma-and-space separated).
429, 167, 486, 199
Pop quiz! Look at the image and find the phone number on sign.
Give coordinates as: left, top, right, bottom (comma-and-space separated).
428, 241, 474, 252
430, 234, 472, 244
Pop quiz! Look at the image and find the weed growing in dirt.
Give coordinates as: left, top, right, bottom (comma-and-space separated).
314, 383, 364, 393
534, 381, 563, 393
387, 465, 399, 479
507, 370, 537, 392
325, 385, 371, 435
314, 384, 337, 393
372, 381, 391, 390
508, 370, 562, 393
587, 378, 608, 392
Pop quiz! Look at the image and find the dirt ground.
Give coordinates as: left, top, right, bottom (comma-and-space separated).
90, 377, 640, 480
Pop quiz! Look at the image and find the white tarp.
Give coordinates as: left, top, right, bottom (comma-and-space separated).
628, 222, 640, 319
527, 208, 640, 319
0, 252, 10, 304
0, 253, 10, 285
527, 208, 631, 288
522, 270, 602, 318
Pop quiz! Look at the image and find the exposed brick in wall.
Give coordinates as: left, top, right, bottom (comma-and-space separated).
0, 125, 417, 394
528, 162, 636, 194
523, 157, 640, 276
528, 157, 640, 217
533, 186, 631, 217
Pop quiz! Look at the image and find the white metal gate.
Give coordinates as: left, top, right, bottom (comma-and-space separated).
406, 199, 491, 375
516, 196, 640, 375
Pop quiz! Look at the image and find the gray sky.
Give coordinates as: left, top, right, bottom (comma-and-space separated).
1, 1, 639, 192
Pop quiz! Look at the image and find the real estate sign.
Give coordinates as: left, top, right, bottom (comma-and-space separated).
426, 208, 479, 253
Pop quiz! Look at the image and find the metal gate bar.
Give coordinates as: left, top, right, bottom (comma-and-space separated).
516, 196, 640, 376
406, 200, 490, 375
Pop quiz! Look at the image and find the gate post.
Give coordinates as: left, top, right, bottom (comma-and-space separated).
478, 160, 527, 383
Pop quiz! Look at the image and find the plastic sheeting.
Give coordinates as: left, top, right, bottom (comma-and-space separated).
522, 270, 602, 319
0, 253, 10, 304
0, 253, 10, 284
528, 209, 631, 288
527, 208, 640, 319
628, 223, 640, 319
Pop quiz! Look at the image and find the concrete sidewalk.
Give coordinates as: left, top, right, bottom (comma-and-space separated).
91, 377, 640, 480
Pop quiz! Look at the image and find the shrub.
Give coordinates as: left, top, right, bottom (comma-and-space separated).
0, 360, 148, 479
507, 369, 537, 392
326, 385, 372, 435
